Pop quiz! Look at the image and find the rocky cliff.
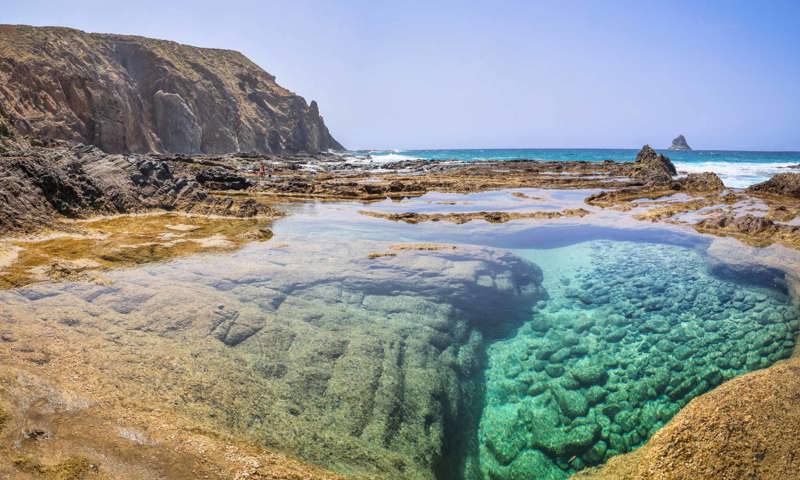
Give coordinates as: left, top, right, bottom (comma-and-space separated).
0, 25, 342, 154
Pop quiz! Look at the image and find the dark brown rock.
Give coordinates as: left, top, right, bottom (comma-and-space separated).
196, 167, 250, 190
0, 145, 272, 233
747, 173, 800, 198
680, 172, 725, 192
697, 214, 776, 235
632, 145, 677, 185
0, 25, 342, 154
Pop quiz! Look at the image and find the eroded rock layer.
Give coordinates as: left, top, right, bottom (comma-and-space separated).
0, 145, 277, 233
0, 25, 342, 154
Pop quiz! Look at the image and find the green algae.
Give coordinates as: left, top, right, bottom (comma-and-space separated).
478, 240, 800, 479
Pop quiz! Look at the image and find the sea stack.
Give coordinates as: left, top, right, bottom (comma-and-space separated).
668, 135, 692, 151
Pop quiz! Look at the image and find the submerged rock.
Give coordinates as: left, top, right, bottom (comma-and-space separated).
479, 240, 800, 479
667, 134, 692, 151
1, 239, 545, 480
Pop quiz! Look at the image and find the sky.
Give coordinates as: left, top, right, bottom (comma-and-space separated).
4, 0, 800, 150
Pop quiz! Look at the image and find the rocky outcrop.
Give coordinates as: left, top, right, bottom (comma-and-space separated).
0, 25, 342, 154
0, 145, 272, 233
698, 214, 777, 235
680, 172, 725, 192
196, 167, 250, 190
667, 134, 691, 151
631, 145, 677, 185
748, 173, 800, 198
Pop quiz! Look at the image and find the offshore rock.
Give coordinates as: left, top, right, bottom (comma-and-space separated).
0, 25, 342, 154
748, 173, 800, 198
667, 134, 692, 151
632, 145, 677, 185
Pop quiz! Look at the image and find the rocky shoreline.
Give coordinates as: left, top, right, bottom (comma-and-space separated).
2, 141, 800, 479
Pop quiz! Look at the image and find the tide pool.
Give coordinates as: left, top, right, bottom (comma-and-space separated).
2, 197, 798, 480
478, 240, 800, 479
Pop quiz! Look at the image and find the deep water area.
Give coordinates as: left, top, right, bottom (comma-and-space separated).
478, 240, 800, 479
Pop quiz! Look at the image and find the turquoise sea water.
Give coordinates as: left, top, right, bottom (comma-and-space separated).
356, 148, 800, 188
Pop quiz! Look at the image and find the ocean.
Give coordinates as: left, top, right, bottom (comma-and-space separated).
355, 148, 800, 188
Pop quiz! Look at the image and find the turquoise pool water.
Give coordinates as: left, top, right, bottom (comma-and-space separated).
3, 197, 797, 479
478, 240, 799, 479
273, 199, 800, 478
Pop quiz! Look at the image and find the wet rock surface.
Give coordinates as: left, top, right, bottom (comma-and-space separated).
681, 172, 724, 192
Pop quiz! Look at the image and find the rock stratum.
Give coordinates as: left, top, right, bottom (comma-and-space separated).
0, 144, 277, 234
0, 25, 342, 154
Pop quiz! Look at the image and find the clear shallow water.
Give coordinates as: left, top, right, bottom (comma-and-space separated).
3, 199, 799, 479
479, 241, 799, 479
355, 148, 800, 188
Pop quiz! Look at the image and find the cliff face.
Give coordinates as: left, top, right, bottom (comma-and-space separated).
0, 25, 343, 154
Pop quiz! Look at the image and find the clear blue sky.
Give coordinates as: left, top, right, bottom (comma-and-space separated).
4, 0, 800, 150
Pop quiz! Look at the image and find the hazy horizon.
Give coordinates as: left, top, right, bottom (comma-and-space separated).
5, 0, 799, 151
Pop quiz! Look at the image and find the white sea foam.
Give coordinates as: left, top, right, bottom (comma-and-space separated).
370, 152, 421, 162
340, 152, 422, 165
674, 161, 798, 188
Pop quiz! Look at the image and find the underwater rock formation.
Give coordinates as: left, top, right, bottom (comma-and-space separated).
573, 357, 800, 480
0, 25, 342, 154
0, 240, 546, 479
477, 241, 799, 479
667, 135, 691, 151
